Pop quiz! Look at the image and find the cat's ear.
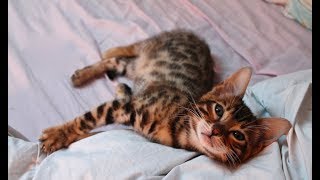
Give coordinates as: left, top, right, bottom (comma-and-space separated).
256, 117, 292, 146
223, 67, 252, 97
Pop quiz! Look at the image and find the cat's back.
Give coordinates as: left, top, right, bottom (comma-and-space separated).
131, 29, 214, 99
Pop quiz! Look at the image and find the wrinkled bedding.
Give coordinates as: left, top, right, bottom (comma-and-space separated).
8, 0, 312, 179
8, 0, 311, 142
8, 69, 312, 180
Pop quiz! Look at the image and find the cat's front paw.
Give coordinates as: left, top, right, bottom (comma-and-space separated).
39, 125, 76, 154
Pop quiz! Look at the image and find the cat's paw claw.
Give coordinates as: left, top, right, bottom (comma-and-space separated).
39, 127, 69, 154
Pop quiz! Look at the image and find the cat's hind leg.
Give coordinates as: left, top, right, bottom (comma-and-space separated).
71, 44, 138, 87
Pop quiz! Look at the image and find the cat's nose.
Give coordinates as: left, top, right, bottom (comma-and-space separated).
212, 124, 225, 136
212, 128, 221, 136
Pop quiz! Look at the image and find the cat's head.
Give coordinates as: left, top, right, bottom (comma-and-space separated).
192, 67, 291, 167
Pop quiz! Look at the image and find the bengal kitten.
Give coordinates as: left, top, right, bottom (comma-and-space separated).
40, 29, 291, 167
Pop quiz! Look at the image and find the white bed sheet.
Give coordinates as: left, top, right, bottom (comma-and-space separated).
8, 69, 312, 180
8, 0, 311, 142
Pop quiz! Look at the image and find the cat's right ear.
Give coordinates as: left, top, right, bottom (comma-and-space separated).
222, 67, 252, 97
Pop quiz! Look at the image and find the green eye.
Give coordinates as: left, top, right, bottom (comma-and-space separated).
215, 104, 224, 117
232, 131, 245, 141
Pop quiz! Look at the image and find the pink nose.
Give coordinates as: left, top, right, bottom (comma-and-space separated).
212, 128, 221, 136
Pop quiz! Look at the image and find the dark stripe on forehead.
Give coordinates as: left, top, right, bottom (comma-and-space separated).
233, 103, 255, 122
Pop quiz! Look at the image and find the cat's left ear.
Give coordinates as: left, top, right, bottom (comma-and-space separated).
223, 67, 252, 97
256, 117, 292, 146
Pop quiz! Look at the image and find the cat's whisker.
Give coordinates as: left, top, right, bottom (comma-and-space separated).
226, 147, 238, 167
176, 105, 201, 119
178, 104, 201, 119
203, 122, 212, 132
226, 153, 233, 167
226, 151, 236, 167
188, 101, 203, 119
186, 91, 204, 119
230, 149, 241, 164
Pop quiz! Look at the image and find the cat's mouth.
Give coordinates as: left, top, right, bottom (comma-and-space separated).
200, 132, 226, 152
200, 132, 213, 146
195, 120, 229, 163
198, 131, 229, 164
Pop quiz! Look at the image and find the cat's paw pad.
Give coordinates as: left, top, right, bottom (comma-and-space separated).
39, 126, 71, 154
71, 69, 88, 87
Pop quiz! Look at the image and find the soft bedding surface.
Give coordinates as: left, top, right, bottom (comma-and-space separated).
8, 69, 312, 180
8, 0, 311, 142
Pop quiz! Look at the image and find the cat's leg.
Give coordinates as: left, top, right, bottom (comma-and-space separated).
39, 83, 134, 153
71, 44, 139, 86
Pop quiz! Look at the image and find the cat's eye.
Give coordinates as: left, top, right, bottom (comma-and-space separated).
215, 104, 224, 117
232, 131, 245, 141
